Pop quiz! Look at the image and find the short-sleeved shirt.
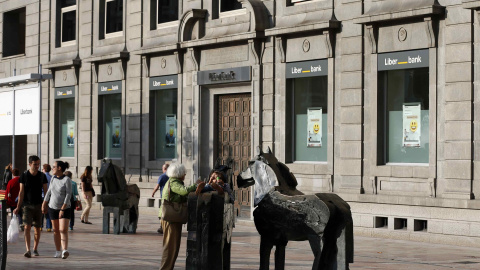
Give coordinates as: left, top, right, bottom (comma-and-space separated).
81, 176, 94, 192
157, 173, 169, 198
19, 170, 48, 205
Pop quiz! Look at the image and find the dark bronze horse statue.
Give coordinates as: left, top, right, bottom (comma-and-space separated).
237, 148, 353, 270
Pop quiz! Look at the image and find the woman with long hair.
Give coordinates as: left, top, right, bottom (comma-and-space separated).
42, 161, 72, 259
3, 163, 12, 190
80, 166, 94, 224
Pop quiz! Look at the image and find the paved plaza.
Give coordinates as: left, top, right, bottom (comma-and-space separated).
4, 209, 480, 270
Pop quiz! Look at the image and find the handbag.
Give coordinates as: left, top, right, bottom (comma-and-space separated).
161, 181, 188, 224
75, 200, 83, 211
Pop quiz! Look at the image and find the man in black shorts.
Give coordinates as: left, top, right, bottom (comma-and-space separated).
14, 155, 48, 258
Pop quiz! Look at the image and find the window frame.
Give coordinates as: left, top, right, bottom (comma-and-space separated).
377, 68, 430, 165
60, 4, 77, 47
2, 7, 26, 58
104, 0, 124, 39
156, 0, 179, 28
286, 76, 329, 163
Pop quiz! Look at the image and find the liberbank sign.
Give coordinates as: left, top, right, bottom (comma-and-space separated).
378, 49, 429, 71
286, 59, 328, 78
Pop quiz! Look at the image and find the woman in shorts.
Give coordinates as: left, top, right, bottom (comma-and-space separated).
42, 160, 72, 259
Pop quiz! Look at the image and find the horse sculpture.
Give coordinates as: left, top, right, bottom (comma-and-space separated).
237, 148, 353, 270
98, 159, 140, 234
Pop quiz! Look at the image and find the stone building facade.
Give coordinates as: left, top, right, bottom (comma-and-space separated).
1, 0, 480, 246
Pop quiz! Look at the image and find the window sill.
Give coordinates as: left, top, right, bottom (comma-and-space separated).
384, 163, 429, 167
60, 41, 76, 47
104, 31, 123, 39
157, 21, 179, 30
291, 161, 327, 164
1, 53, 26, 60
219, 8, 246, 18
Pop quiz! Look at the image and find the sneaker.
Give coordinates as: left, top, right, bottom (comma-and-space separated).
47, 228, 52, 232
69, 227, 73, 231
24, 251, 31, 258
62, 250, 69, 259
33, 250, 39, 256
54, 251, 61, 258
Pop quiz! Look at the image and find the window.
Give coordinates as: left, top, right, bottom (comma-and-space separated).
55, 98, 75, 158
149, 75, 178, 160
286, 76, 328, 162
98, 81, 122, 159
2, 7, 26, 57
60, 0, 76, 46
151, 89, 178, 159
157, 0, 178, 24
105, 0, 123, 37
100, 94, 122, 158
220, 0, 242, 13
378, 68, 429, 164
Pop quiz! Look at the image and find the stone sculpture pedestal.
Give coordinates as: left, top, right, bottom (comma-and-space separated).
186, 192, 234, 270
102, 206, 137, 234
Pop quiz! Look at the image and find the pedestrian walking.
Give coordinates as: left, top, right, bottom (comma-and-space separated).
13, 155, 48, 258
151, 163, 170, 234
42, 161, 72, 259
3, 163, 12, 190
6, 168, 23, 228
80, 166, 94, 224
41, 164, 52, 232
64, 171, 79, 231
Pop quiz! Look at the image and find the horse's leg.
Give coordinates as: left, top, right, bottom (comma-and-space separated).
259, 237, 273, 270
274, 243, 286, 270
308, 234, 322, 270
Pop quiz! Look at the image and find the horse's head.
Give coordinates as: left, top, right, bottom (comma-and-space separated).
237, 147, 303, 206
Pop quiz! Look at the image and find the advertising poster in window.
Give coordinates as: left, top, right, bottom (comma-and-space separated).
112, 117, 121, 148
165, 114, 176, 148
67, 120, 75, 148
402, 103, 421, 148
15, 87, 40, 135
307, 108, 322, 147
0, 91, 14, 136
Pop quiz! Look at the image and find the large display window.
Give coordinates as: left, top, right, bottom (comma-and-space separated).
285, 60, 328, 162
54, 86, 75, 158
377, 49, 429, 164
149, 75, 178, 160
98, 81, 122, 159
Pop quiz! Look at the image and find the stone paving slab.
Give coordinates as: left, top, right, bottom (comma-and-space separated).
5, 209, 480, 269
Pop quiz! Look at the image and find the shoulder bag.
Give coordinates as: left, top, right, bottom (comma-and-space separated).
161, 180, 188, 224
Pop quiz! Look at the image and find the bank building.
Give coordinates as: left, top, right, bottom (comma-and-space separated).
1, 0, 480, 246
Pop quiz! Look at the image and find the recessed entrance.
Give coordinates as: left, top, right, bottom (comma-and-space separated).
216, 94, 251, 217
0, 135, 28, 173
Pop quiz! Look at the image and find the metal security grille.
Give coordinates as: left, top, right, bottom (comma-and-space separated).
217, 94, 251, 217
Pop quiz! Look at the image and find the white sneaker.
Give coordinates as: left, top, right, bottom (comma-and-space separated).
62, 250, 69, 259
54, 251, 61, 258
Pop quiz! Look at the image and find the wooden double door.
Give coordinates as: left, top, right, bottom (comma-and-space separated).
216, 94, 252, 217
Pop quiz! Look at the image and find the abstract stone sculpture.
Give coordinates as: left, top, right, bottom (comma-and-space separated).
237, 148, 353, 270
186, 162, 235, 270
98, 159, 140, 234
